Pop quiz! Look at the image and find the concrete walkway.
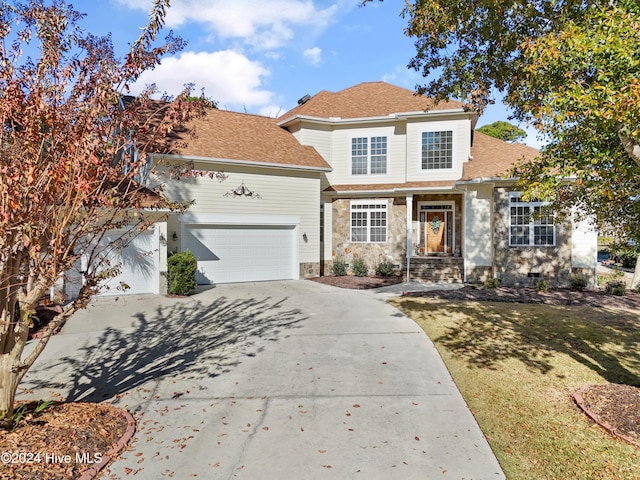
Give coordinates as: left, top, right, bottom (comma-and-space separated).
20, 280, 504, 479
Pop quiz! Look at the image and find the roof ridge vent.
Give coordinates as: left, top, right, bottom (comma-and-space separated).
297, 94, 311, 105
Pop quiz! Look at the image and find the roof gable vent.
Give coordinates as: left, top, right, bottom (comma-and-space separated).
297, 94, 311, 105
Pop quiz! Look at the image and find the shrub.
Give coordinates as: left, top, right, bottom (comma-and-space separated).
375, 258, 395, 277
535, 280, 549, 292
167, 250, 197, 295
569, 273, 589, 291
484, 277, 500, 288
616, 252, 637, 269
331, 257, 348, 276
352, 257, 368, 277
610, 243, 639, 269
605, 280, 626, 296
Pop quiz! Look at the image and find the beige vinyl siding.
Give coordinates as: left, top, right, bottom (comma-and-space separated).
159, 161, 321, 265
463, 185, 494, 269
292, 125, 334, 184
406, 117, 471, 182
329, 124, 405, 185
571, 215, 597, 269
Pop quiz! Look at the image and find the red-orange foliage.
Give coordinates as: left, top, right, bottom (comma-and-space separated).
0, 0, 207, 418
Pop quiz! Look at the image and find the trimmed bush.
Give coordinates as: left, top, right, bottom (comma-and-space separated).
331, 257, 348, 276
605, 280, 626, 296
484, 277, 500, 288
569, 273, 589, 291
167, 250, 197, 295
375, 258, 395, 277
352, 257, 368, 277
535, 280, 549, 292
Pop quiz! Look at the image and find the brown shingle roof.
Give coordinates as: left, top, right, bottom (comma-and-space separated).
280, 82, 465, 120
166, 108, 331, 170
464, 131, 539, 180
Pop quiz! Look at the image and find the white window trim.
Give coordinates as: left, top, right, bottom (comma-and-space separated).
420, 130, 454, 171
350, 199, 388, 243
508, 192, 556, 247
350, 136, 388, 176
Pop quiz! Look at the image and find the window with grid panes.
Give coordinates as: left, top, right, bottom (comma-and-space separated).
421, 131, 452, 169
351, 136, 387, 175
350, 201, 387, 243
509, 193, 555, 246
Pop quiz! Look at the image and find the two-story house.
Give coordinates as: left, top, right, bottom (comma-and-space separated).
67, 81, 597, 297
278, 82, 596, 286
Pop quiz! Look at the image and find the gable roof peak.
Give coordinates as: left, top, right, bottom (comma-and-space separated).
279, 81, 466, 121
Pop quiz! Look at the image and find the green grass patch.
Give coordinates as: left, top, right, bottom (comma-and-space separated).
390, 298, 640, 480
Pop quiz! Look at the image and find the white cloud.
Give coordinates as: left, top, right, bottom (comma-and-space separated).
303, 47, 322, 65
131, 50, 273, 109
117, 0, 339, 50
256, 104, 287, 117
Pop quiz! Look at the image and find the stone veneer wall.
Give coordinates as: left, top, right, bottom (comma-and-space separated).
300, 262, 320, 278
493, 187, 573, 287
465, 266, 493, 284
331, 197, 406, 275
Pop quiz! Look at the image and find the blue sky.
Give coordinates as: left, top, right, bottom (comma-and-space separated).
78, 0, 543, 148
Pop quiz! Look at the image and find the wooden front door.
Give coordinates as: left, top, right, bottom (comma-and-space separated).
426, 212, 446, 253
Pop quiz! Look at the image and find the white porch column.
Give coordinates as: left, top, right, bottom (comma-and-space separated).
406, 194, 413, 282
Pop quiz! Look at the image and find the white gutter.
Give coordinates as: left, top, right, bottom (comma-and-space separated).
277, 109, 473, 128
152, 153, 333, 173
325, 185, 457, 196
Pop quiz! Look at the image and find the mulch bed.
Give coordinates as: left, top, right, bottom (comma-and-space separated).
309, 274, 404, 289
401, 285, 640, 310
0, 402, 134, 479
575, 384, 640, 447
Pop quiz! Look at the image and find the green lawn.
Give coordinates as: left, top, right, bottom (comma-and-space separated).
390, 298, 640, 480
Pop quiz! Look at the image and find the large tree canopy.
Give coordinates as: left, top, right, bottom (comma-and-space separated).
366, 0, 640, 272
0, 0, 208, 419
476, 121, 527, 143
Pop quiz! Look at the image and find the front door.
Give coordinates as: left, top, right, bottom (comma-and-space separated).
426, 212, 445, 253
418, 202, 455, 255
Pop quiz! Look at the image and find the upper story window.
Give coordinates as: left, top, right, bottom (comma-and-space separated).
351, 136, 387, 175
509, 193, 555, 246
421, 131, 453, 170
351, 200, 387, 243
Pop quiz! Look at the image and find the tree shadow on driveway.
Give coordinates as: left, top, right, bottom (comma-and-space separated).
25, 295, 305, 406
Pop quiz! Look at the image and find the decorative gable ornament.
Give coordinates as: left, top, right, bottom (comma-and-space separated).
223, 181, 262, 199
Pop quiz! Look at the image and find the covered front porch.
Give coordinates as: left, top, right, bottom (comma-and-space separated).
405, 193, 464, 283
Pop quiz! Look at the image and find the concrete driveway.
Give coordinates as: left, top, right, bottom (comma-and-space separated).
20, 280, 504, 479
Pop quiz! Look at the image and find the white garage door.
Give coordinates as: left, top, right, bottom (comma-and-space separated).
96, 229, 159, 295
183, 225, 296, 284
65, 228, 160, 298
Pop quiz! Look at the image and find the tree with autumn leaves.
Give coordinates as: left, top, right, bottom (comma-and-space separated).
367, 0, 640, 284
0, 0, 208, 420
